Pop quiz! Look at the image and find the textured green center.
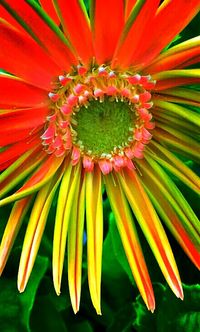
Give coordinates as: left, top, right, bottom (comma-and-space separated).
74, 98, 135, 156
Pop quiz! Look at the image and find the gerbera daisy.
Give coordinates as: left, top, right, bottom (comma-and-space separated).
0, 0, 199, 315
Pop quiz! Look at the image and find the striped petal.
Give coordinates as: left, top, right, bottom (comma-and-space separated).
0, 19, 61, 90
137, 158, 200, 269
85, 166, 103, 314
1, 0, 76, 69
90, 0, 125, 64
152, 69, 200, 90
112, 0, 159, 68
68, 174, 85, 314
155, 88, 200, 107
0, 155, 64, 206
39, 0, 60, 25
18, 171, 62, 292
144, 36, 200, 74
118, 169, 183, 299
105, 173, 155, 312
129, 0, 200, 68
0, 197, 32, 275
148, 141, 200, 195
53, 163, 81, 295
53, 0, 94, 64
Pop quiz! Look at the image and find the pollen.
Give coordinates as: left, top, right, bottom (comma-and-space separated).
42, 65, 156, 174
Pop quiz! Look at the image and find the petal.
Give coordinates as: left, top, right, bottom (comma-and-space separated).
129, 0, 200, 68
145, 36, 200, 74
18, 172, 62, 292
0, 74, 49, 107
0, 147, 44, 199
119, 169, 183, 299
149, 141, 200, 195
53, 0, 94, 64
125, 0, 137, 20
53, 163, 81, 295
1, 0, 77, 70
39, 0, 60, 25
0, 197, 32, 275
0, 154, 64, 206
155, 87, 200, 107
68, 174, 85, 314
0, 136, 41, 171
112, 0, 160, 69
153, 126, 200, 163
105, 173, 155, 312
85, 166, 103, 314
90, 0, 125, 64
137, 158, 200, 270
0, 19, 61, 90
153, 69, 200, 90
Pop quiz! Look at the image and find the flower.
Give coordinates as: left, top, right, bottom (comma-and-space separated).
0, 0, 200, 315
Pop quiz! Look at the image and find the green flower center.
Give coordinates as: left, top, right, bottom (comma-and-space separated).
73, 98, 135, 157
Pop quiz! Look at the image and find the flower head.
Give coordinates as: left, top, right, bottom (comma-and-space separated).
0, 0, 200, 314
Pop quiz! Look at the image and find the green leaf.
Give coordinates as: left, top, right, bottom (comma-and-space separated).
0, 255, 48, 332
133, 283, 200, 332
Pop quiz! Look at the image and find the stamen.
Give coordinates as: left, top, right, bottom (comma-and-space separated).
42, 65, 155, 174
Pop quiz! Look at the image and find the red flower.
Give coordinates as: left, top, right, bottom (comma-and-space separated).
0, 0, 200, 314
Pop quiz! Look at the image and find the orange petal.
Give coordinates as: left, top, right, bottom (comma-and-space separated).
105, 173, 155, 311
118, 169, 183, 300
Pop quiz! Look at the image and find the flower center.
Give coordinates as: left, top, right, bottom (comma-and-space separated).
42, 65, 156, 174
72, 98, 135, 157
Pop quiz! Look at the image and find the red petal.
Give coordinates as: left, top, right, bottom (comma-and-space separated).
125, 0, 137, 20
39, 0, 60, 25
1, 0, 77, 70
130, 0, 200, 68
0, 20, 61, 90
91, 0, 125, 64
0, 75, 49, 107
0, 136, 41, 170
112, 0, 159, 69
53, 0, 94, 64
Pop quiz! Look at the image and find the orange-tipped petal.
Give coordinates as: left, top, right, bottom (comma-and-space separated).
18, 172, 62, 292
105, 173, 155, 311
68, 175, 85, 314
0, 196, 32, 275
152, 69, 200, 90
52, 163, 81, 295
119, 169, 183, 300
137, 157, 200, 269
85, 166, 103, 314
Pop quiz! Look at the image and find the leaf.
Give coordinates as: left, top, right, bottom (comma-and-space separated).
133, 283, 200, 332
0, 255, 48, 332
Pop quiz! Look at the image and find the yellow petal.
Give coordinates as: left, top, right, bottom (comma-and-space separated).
68, 174, 85, 314
85, 166, 103, 314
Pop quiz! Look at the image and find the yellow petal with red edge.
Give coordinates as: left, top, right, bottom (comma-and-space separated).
153, 127, 200, 163
148, 141, 200, 195
0, 154, 64, 206
105, 173, 155, 312
137, 160, 200, 269
85, 166, 103, 314
0, 196, 32, 275
144, 154, 200, 234
118, 169, 183, 299
68, 174, 85, 314
18, 169, 62, 292
53, 162, 81, 295
0, 150, 45, 199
